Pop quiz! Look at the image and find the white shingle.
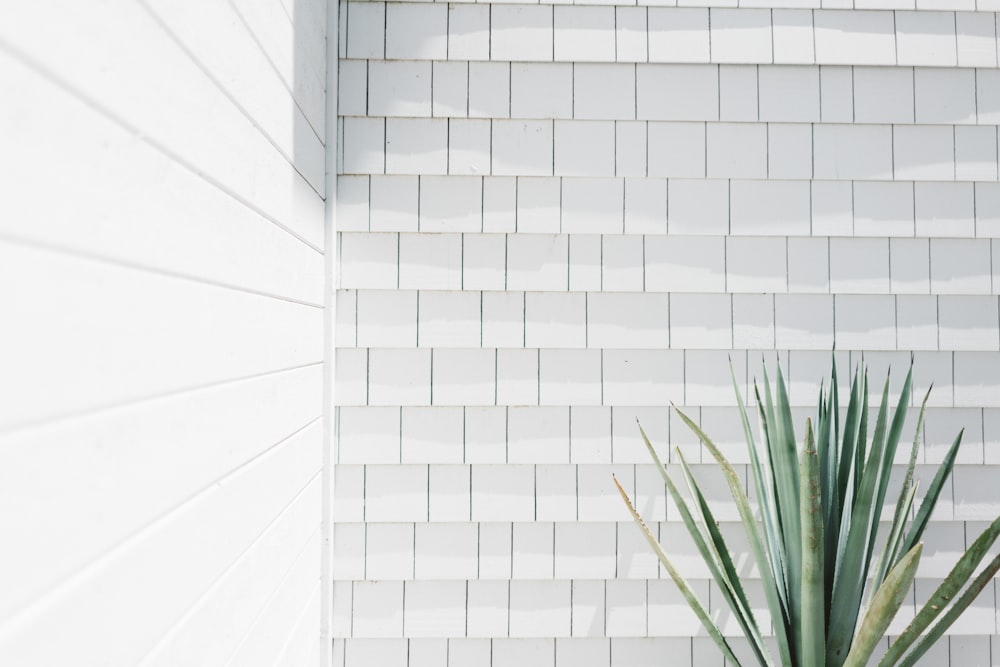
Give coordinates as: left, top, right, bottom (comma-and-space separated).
507, 234, 568, 291
497, 348, 539, 406
365, 465, 429, 522
403, 581, 465, 637
398, 233, 462, 289
517, 177, 562, 234
939, 296, 999, 351
813, 124, 893, 180
352, 582, 403, 638
726, 237, 786, 292
575, 64, 636, 120
773, 9, 815, 63
568, 235, 602, 292
930, 238, 992, 294
536, 464, 577, 520
432, 61, 468, 118
834, 294, 896, 350
539, 350, 602, 406
647, 8, 710, 63
467, 581, 510, 636
370, 175, 418, 232
616, 122, 648, 177
774, 294, 834, 349
448, 4, 490, 61
469, 63, 511, 119
512, 522, 554, 578
667, 179, 728, 234
758, 66, 819, 122
368, 61, 432, 118
562, 179, 624, 234
492, 5, 554, 62
386, 118, 448, 175
554, 121, 615, 177
420, 176, 482, 232
710, 9, 772, 63
829, 238, 890, 293
955, 125, 998, 181
449, 119, 491, 176
338, 60, 367, 118
636, 65, 718, 121
915, 182, 975, 237
707, 122, 767, 179
811, 180, 853, 236
601, 236, 643, 292
340, 232, 398, 289
385, 3, 447, 60
414, 523, 478, 579
853, 67, 914, 124
896, 11, 957, 67
767, 123, 812, 179
342, 117, 385, 174
915, 68, 976, 124
733, 294, 775, 349
464, 234, 506, 291
483, 176, 517, 233
649, 123, 708, 178
479, 522, 514, 578
896, 294, 938, 350
493, 120, 554, 177
624, 179, 667, 234
357, 290, 417, 347
957, 12, 998, 67
570, 407, 612, 464
603, 350, 684, 406
525, 292, 587, 348
729, 180, 811, 235
854, 181, 914, 236
890, 238, 930, 294
433, 349, 496, 406
483, 292, 525, 348
338, 407, 400, 464
472, 465, 535, 521
511, 64, 573, 120
429, 464, 472, 521
604, 580, 646, 638
669, 293, 733, 349
644, 236, 726, 292
588, 293, 671, 348
819, 65, 854, 122
787, 237, 830, 292
719, 65, 758, 122
814, 10, 897, 65
554, 6, 615, 62
367, 348, 432, 406
616, 7, 648, 63
347, 2, 385, 59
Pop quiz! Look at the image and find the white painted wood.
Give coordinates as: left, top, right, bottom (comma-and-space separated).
0, 51, 323, 305
0, 0, 324, 248
0, 240, 323, 431
231, 0, 327, 141
140, 0, 325, 193
137, 479, 322, 667
0, 422, 322, 667
0, 365, 322, 624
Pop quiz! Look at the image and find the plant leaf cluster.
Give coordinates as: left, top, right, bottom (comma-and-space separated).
615, 357, 1000, 666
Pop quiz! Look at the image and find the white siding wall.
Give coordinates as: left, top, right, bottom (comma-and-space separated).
0, 1, 329, 665
336, 1, 1000, 665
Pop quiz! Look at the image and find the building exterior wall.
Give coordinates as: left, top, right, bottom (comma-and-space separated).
0, 1, 328, 665
335, 1, 1000, 665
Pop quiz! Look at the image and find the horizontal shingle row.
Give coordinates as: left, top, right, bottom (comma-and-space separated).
338, 237, 1000, 292
340, 119, 999, 180
342, 62, 999, 125
332, 636, 994, 667
339, 178, 1000, 235
333, 576, 998, 639
343, 3, 999, 67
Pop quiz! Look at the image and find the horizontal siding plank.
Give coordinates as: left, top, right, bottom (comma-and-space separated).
0, 365, 322, 623
0, 52, 323, 305
0, 421, 322, 667
0, 1, 324, 248
232, 0, 327, 141
137, 478, 322, 667
223, 531, 322, 666
0, 240, 323, 431
141, 0, 325, 192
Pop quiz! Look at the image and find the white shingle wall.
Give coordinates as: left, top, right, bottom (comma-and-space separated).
0, 1, 327, 665
336, 2, 1000, 666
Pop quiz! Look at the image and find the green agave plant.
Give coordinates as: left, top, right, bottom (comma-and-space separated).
615, 358, 1000, 667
